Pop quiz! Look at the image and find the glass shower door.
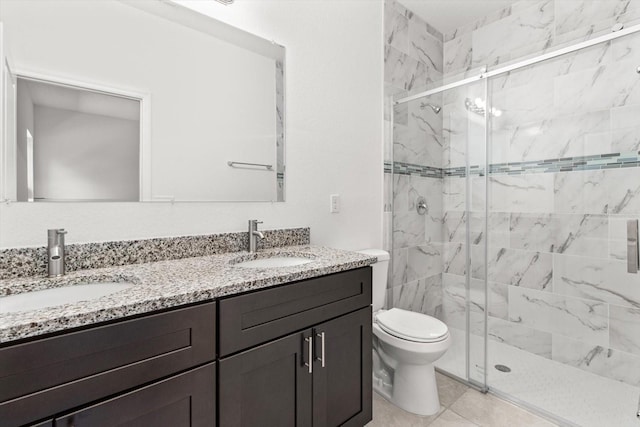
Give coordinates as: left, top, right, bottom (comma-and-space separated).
390, 77, 489, 389
484, 29, 640, 427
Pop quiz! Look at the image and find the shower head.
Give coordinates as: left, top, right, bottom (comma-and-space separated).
420, 102, 441, 114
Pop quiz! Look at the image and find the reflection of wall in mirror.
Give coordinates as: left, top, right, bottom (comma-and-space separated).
2, 0, 280, 202
33, 106, 140, 202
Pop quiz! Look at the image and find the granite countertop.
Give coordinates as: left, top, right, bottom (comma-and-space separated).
0, 246, 376, 344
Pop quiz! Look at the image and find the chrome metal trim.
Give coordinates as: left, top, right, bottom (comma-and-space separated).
304, 336, 313, 374
482, 78, 490, 393
394, 22, 640, 104
628, 219, 639, 273
227, 161, 273, 170
317, 332, 326, 368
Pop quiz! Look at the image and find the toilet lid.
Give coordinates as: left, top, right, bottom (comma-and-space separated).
376, 308, 448, 343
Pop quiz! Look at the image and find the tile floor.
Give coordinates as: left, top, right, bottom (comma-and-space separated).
366, 372, 558, 427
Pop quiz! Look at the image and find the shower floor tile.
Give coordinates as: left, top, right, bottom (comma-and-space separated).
437, 327, 640, 427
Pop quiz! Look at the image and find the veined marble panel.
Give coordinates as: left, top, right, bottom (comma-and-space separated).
443, 176, 466, 212
489, 41, 611, 93
471, 0, 554, 69
384, 2, 408, 54
393, 210, 425, 249
445, 4, 512, 42
392, 97, 408, 125
408, 18, 443, 73
384, 45, 428, 93
555, 0, 640, 38
491, 76, 555, 126
443, 33, 472, 75
552, 335, 640, 387
392, 173, 409, 213
554, 169, 640, 215
495, 110, 611, 163
391, 273, 443, 319
407, 243, 443, 283
610, 304, 640, 357
393, 122, 441, 166
392, 248, 407, 287
510, 213, 608, 258
441, 273, 486, 334
443, 210, 510, 248
488, 316, 552, 358
554, 57, 640, 114
611, 104, 640, 153
509, 286, 609, 346
612, 30, 640, 61
489, 173, 554, 213
476, 247, 552, 291
553, 253, 640, 309
442, 243, 466, 276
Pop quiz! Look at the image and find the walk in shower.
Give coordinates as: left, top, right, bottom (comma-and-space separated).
389, 21, 640, 426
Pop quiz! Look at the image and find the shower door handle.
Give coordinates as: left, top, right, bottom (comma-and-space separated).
627, 219, 638, 273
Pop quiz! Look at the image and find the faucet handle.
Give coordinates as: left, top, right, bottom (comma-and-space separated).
57, 229, 68, 235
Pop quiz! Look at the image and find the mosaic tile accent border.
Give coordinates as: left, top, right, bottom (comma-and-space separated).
385, 161, 443, 178
386, 152, 640, 179
0, 227, 310, 279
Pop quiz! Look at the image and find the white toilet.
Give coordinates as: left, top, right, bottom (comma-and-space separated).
358, 249, 451, 416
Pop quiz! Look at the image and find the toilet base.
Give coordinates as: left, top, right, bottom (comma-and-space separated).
373, 361, 441, 416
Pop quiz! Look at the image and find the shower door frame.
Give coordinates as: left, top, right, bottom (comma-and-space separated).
390, 20, 640, 424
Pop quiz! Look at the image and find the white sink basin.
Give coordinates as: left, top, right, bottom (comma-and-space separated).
0, 282, 134, 314
232, 256, 313, 268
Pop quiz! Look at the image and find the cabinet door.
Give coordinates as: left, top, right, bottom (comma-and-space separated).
54, 363, 215, 427
219, 331, 313, 427
312, 307, 372, 427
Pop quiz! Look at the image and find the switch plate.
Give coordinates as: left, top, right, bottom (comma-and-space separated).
330, 194, 340, 213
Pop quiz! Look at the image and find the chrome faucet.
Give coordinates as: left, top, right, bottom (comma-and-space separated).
248, 220, 264, 253
47, 228, 67, 277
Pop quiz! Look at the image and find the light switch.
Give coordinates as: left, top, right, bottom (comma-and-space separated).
330, 194, 340, 213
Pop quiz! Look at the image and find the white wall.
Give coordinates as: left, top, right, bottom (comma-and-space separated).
0, 0, 384, 250
15, 79, 33, 202
33, 106, 140, 201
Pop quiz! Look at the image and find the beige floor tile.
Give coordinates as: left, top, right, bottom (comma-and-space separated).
450, 390, 558, 427
428, 410, 479, 427
436, 372, 469, 408
366, 392, 444, 427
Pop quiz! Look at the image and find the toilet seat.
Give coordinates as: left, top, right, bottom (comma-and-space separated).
376, 308, 448, 343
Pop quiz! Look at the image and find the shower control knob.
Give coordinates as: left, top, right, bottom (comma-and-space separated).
636, 66, 640, 74
416, 196, 428, 215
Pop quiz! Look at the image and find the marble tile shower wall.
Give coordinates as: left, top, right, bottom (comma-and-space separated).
438, 0, 640, 388
443, 0, 640, 79
383, 0, 446, 316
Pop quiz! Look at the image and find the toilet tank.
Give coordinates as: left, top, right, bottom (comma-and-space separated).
357, 249, 390, 312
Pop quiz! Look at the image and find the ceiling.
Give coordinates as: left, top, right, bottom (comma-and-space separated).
397, 0, 521, 35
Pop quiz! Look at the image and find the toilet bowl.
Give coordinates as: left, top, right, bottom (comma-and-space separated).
358, 249, 451, 416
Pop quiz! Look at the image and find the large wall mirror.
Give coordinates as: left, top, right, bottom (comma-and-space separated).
0, 0, 285, 202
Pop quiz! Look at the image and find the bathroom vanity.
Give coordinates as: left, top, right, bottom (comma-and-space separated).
0, 246, 374, 427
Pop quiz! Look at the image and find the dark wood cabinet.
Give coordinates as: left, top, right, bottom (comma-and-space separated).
2, 267, 372, 427
312, 307, 372, 427
218, 331, 313, 427
55, 363, 216, 427
0, 302, 216, 427
218, 307, 372, 427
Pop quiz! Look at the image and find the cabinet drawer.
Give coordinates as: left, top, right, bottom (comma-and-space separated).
0, 302, 216, 427
219, 267, 371, 356
56, 362, 216, 427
